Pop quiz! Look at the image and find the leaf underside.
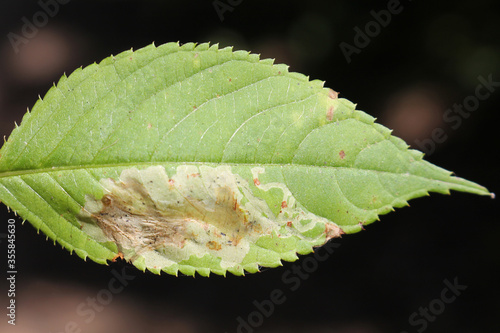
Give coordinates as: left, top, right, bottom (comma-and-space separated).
0, 42, 491, 277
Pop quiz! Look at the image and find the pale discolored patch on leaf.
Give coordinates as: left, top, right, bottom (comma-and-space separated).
81, 165, 342, 275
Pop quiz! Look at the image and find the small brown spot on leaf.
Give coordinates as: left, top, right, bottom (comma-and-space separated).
357, 221, 366, 230
328, 89, 339, 99
326, 106, 334, 121
339, 150, 345, 159
207, 241, 222, 251
286, 221, 293, 227
112, 252, 124, 262
252, 224, 263, 234
281, 201, 288, 209
325, 223, 343, 241
253, 178, 260, 186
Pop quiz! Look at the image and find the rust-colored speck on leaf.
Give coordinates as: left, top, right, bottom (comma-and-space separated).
253, 178, 260, 186
281, 201, 288, 209
112, 252, 124, 262
207, 241, 222, 251
326, 106, 334, 121
328, 89, 339, 99
339, 150, 345, 159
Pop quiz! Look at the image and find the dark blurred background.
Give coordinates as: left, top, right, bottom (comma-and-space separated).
0, 1, 499, 332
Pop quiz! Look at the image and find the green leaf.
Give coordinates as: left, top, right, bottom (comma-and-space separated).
0, 42, 492, 276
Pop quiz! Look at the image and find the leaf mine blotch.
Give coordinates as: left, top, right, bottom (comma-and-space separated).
83, 166, 273, 266
80, 165, 344, 272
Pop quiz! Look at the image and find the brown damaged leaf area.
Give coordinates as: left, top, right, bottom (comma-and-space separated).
328, 89, 339, 100
326, 89, 339, 121
326, 88, 338, 122
325, 223, 344, 241
93, 192, 188, 257
87, 169, 260, 261
81, 165, 346, 272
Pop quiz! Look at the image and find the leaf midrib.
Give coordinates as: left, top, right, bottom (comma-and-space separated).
0, 160, 465, 188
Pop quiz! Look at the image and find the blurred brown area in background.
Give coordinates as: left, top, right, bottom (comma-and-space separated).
380, 84, 450, 146
0, 1, 499, 332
